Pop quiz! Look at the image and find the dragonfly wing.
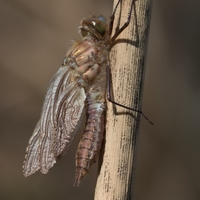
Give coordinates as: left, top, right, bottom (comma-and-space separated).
23, 121, 41, 176
23, 66, 86, 176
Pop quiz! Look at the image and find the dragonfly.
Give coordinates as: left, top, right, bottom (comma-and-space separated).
23, 0, 152, 187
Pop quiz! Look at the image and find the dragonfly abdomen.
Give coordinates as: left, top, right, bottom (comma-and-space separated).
74, 88, 106, 186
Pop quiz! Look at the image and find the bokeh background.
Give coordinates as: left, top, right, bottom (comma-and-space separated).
1, 0, 200, 199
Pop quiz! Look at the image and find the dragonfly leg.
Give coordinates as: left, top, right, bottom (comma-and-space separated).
106, 65, 153, 125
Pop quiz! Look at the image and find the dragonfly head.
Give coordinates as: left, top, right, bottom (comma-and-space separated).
80, 15, 108, 40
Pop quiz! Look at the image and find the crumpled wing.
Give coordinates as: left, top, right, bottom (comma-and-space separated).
23, 66, 86, 177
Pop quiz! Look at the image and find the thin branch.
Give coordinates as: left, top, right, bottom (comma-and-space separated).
94, 0, 153, 199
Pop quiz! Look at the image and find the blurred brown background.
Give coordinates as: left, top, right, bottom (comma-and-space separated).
0, 0, 200, 199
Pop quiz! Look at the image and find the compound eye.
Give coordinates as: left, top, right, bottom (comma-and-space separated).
91, 20, 106, 36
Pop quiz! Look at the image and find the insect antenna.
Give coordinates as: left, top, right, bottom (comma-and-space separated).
87, 10, 95, 18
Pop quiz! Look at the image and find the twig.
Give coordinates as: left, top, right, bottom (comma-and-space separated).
94, 0, 153, 199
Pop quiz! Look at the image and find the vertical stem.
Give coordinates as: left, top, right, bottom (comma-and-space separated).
94, 0, 152, 199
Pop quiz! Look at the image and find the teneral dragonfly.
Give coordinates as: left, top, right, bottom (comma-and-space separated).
23, 0, 151, 187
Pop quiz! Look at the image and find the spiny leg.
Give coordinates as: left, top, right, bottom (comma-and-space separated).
106, 64, 153, 125
111, 0, 136, 42
107, 0, 153, 124
108, 0, 122, 37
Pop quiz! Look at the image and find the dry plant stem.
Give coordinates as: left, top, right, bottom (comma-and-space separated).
94, 0, 152, 199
